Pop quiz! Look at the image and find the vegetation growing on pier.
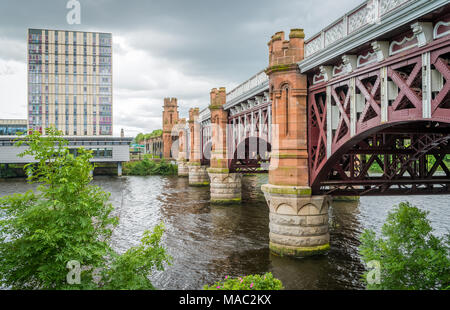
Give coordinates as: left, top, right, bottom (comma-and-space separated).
359, 202, 450, 290
0, 129, 172, 289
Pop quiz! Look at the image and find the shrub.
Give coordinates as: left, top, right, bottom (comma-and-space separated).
123, 158, 177, 176
203, 273, 283, 290
359, 202, 450, 290
0, 164, 17, 178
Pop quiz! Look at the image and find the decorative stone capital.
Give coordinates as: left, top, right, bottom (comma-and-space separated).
319, 65, 333, 81
342, 54, 357, 73
411, 21, 433, 47
371, 41, 389, 62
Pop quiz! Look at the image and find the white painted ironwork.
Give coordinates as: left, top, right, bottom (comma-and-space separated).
356, 51, 377, 68
433, 20, 450, 39
389, 33, 417, 55
304, 0, 413, 57
226, 70, 269, 103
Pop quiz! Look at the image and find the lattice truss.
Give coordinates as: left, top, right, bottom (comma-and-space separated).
319, 132, 450, 195
228, 107, 271, 173
308, 44, 449, 195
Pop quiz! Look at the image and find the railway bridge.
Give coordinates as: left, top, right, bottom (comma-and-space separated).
161, 0, 450, 257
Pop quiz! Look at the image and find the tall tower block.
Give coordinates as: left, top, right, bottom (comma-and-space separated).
162, 97, 179, 159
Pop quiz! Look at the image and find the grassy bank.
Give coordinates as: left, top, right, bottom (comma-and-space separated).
123, 156, 178, 176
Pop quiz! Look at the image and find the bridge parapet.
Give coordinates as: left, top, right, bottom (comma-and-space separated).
224, 70, 269, 109
301, 0, 448, 73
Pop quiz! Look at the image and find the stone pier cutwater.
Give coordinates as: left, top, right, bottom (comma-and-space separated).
177, 160, 189, 177
207, 168, 242, 204
262, 184, 330, 257
188, 163, 209, 186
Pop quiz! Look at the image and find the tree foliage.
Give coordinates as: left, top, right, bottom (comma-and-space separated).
134, 130, 163, 144
359, 202, 450, 290
0, 128, 171, 289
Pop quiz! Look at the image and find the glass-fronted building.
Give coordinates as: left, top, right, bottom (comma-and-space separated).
27, 29, 112, 136
0, 119, 28, 136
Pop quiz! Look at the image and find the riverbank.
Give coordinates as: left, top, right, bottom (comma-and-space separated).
122, 157, 177, 176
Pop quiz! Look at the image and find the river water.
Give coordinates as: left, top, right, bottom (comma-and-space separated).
0, 175, 448, 290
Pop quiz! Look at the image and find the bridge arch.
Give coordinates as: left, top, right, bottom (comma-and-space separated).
311, 119, 450, 196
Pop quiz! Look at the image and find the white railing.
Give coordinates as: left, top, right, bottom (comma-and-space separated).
305, 0, 412, 57
226, 70, 269, 103
199, 107, 210, 122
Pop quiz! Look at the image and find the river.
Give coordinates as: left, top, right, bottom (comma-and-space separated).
0, 175, 448, 290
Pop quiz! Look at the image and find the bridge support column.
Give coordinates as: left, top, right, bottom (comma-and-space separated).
117, 162, 122, 177
263, 29, 330, 257
188, 163, 209, 186
176, 118, 189, 177
163, 98, 179, 159
207, 87, 242, 204
188, 107, 210, 186
262, 184, 330, 257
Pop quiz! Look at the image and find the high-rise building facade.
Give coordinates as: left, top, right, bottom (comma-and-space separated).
27, 29, 112, 136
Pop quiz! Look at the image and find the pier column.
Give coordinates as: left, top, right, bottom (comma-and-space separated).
207, 87, 242, 204
117, 162, 122, 177
188, 108, 209, 186
262, 29, 330, 257
176, 118, 189, 177
163, 98, 179, 159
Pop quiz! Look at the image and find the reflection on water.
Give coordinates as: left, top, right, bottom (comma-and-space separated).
0, 175, 448, 290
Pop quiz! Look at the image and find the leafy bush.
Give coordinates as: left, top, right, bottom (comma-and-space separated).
203, 273, 283, 290
359, 202, 450, 290
101, 224, 171, 290
0, 164, 17, 178
0, 129, 171, 289
123, 157, 177, 176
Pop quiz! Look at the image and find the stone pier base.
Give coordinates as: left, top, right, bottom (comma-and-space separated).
261, 184, 331, 257
177, 160, 189, 177
188, 163, 210, 186
207, 168, 242, 204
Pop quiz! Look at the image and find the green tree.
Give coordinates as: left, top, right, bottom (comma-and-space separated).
359, 202, 450, 290
0, 128, 171, 289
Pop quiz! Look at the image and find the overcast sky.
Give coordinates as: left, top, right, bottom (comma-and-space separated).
0, 0, 363, 137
